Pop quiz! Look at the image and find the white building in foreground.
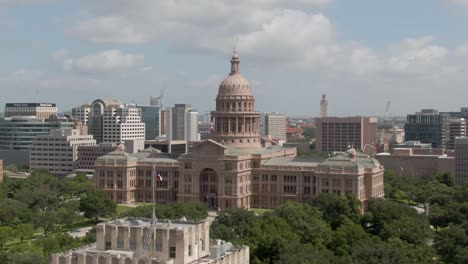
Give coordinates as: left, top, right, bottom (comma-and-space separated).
51, 217, 249, 264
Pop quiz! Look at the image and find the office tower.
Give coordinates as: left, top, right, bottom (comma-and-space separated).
443, 118, 466, 150
164, 104, 199, 141
315, 117, 378, 154
405, 109, 446, 148
320, 94, 328, 118
455, 137, 468, 185
186, 110, 199, 141
29, 128, 96, 176
52, 218, 249, 264
4, 103, 57, 119
260, 112, 287, 141
138, 105, 161, 140
71, 105, 91, 125
89, 99, 122, 143
0, 159, 3, 183
102, 106, 145, 143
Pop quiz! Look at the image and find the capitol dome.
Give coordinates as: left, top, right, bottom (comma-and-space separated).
210, 50, 262, 149
217, 51, 253, 97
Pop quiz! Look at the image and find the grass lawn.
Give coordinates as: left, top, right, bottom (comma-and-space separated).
116, 205, 134, 216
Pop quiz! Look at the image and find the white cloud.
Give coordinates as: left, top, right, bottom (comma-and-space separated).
71, 16, 148, 44
60, 49, 144, 73
387, 36, 448, 74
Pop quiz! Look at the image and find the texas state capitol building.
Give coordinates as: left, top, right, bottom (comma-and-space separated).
95, 51, 385, 210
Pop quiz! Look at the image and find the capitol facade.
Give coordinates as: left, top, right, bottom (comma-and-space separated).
95, 51, 384, 210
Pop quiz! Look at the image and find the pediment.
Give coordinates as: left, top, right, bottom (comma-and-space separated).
189, 139, 227, 155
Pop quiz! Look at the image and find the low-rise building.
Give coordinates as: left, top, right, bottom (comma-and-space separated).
29, 129, 96, 176
75, 143, 118, 171
51, 218, 249, 264
376, 148, 454, 178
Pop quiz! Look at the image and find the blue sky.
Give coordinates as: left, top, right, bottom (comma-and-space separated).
2, 0, 468, 117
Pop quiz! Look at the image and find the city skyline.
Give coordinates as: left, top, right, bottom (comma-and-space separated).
3, 1, 468, 116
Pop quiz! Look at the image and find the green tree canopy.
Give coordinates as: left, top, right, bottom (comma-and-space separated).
80, 189, 117, 224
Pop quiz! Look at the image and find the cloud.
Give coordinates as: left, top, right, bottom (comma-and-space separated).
59, 49, 144, 73
70, 16, 148, 44
387, 36, 448, 74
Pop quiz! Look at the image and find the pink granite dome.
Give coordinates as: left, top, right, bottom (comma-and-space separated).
217, 51, 253, 96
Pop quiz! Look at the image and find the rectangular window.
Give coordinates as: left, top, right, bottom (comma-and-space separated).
169, 246, 176, 258
156, 242, 163, 252
188, 245, 192, 256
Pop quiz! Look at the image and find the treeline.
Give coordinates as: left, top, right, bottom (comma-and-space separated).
211, 173, 468, 264
0, 171, 112, 263
0, 169, 210, 263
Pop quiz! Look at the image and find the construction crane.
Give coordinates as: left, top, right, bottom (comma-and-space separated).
140, 165, 159, 262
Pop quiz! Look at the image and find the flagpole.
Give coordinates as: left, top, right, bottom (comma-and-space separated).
152, 165, 156, 224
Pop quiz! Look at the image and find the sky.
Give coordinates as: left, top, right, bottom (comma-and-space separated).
2, 0, 468, 117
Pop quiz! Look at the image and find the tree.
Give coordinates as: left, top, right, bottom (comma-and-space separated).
210, 209, 259, 245
80, 189, 117, 223
329, 217, 370, 256
34, 207, 59, 237
436, 172, 455, 187
57, 200, 80, 227
362, 199, 432, 245
434, 224, 468, 264
273, 202, 331, 247
308, 193, 361, 229
0, 226, 14, 249
67, 173, 94, 197
15, 223, 34, 242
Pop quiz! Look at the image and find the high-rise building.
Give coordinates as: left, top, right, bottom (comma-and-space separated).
4, 103, 57, 119
443, 118, 466, 150
0, 116, 74, 151
102, 106, 145, 143
405, 109, 446, 148
52, 218, 249, 264
315, 117, 378, 154
320, 94, 328, 118
260, 113, 287, 141
164, 104, 199, 142
138, 105, 161, 140
71, 105, 91, 125
30, 128, 96, 176
455, 137, 468, 185
89, 99, 122, 143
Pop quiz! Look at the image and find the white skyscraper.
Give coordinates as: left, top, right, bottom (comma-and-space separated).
260, 112, 287, 141
103, 106, 145, 143
71, 105, 91, 125
164, 104, 199, 141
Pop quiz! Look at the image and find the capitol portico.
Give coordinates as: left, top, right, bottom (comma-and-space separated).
95, 51, 384, 210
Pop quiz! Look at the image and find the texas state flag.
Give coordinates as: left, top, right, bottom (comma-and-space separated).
153, 168, 163, 181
